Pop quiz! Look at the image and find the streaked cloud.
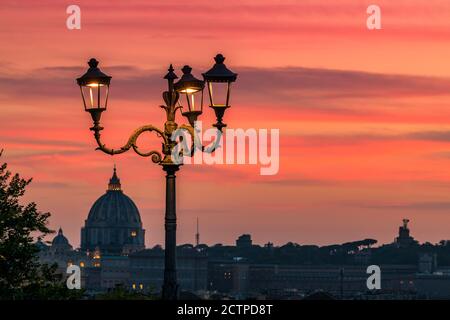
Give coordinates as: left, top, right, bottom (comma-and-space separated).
356, 201, 450, 211
2, 65, 450, 108
1, 0, 450, 247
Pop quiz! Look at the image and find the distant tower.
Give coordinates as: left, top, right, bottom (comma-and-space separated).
195, 217, 200, 247
236, 234, 252, 249
394, 218, 418, 248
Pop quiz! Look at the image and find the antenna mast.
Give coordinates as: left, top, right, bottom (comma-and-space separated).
195, 217, 200, 247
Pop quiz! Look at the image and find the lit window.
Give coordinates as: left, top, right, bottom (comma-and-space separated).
139, 284, 144, 290
80, 262, 85, 268
94, 262, 101, 267
131, 231, 137, 237
132, 284, 136, 290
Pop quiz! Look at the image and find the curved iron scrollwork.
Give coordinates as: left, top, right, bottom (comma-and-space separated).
92, 124, 167, 164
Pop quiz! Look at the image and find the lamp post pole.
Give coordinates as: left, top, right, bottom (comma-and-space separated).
162, 164, 179, 299
76, 55, 237, 300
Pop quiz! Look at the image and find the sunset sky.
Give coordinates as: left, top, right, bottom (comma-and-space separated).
2, 0, 450, 248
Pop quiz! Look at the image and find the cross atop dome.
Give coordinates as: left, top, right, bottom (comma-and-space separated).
108, 165, 122, 191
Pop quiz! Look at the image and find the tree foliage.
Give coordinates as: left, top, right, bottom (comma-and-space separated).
0, 151, 82, 299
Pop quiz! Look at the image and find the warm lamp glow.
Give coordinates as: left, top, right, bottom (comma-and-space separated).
86, 83, 105, 87
179, 88, 198, 94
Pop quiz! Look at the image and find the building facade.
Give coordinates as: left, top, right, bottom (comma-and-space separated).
128, 245, 208, 293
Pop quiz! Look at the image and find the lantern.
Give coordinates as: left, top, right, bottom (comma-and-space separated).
202, 54, 237, 129
174, 65, 205, 126
203, 54, 237, 107
76, 58, 111, 113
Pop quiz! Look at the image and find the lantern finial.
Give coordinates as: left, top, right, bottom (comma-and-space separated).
88, 58, 99, 68
214, 54, 225, 64
182, 65, 192, 74
164, 64, 178, 80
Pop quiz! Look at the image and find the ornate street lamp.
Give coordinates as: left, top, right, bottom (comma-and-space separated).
76, 54, 237, 300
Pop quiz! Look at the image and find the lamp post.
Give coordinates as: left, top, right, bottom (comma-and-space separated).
76, 54, 237, 300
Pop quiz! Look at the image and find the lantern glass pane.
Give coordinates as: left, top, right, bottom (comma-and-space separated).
183, 90, 203, 112
81, 83, 108, 110
207, 82, 230, 107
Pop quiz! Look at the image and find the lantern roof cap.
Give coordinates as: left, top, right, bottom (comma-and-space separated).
174, 65, 204, 92
77, 58, 111, 86
202, 54, 237, 82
